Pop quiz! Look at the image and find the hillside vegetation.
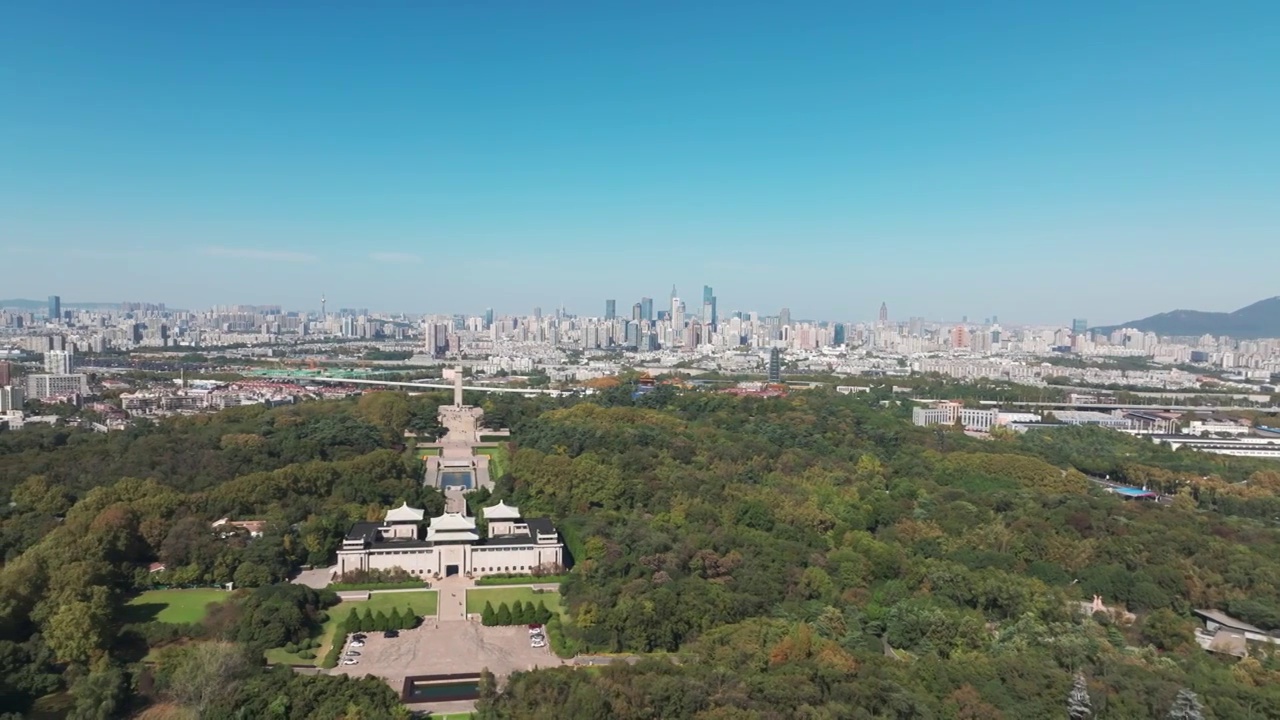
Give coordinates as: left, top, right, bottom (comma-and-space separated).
1, 386, 1280, 718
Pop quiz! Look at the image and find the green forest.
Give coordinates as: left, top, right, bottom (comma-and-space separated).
3, 383, 1280, 718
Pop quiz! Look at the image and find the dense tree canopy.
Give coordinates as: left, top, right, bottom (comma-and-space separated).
3, 384, 1280, 717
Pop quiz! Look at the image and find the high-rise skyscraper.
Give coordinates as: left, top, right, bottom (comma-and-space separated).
702, 285, 717, 329
631, 303, 642, 322
779, 307, 791, 328
605, 299, 616, 320
878, 302, 889, 324
48, 295, 61, 322
0, 361, 12, 386
640, 297, 654, 322
672, 297, 685, 345
833, 323, 846, 346
1072, 318, 1088, 335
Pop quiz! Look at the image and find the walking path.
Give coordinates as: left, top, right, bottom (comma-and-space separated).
434, 575, 473, 621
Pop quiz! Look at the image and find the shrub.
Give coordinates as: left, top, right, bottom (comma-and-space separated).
482, 601, 496, 626
298, 650, 316, 660
496, 602, 512, 626
283, 642, 298, 654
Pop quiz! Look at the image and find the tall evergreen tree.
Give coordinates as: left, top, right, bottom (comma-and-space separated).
1067, 673, 1092, 720
360, 608, 376, 633
344, 607, 360, 632
496, 602, 512, 626
387, 607, 403, 630
374, 610, 390, 631
481, 601, 496, 627
511, 600, 526, 624
1168, 688, 1205, 720
534, 601, 552, 625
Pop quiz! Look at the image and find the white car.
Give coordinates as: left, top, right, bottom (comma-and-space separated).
531, 637, 547, 648
350, 641, 365, 648
342, 659, 359, 666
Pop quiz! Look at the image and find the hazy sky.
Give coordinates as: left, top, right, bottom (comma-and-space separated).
2, 2, 1277, 324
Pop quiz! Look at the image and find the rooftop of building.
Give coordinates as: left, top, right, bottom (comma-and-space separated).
385, 502, 426, 523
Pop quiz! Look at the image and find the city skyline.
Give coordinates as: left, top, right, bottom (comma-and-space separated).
4, 4, 1278, 322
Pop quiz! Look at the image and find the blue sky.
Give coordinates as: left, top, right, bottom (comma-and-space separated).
2, 1, 1277, 324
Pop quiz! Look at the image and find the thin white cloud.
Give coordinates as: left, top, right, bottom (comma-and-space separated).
370, 252, 423, 263
201, 246, 318, 262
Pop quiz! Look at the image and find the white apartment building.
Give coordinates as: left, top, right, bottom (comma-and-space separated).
44, 349, 74, 375
25, 374, 89, 400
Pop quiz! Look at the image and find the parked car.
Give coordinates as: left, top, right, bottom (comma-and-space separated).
349, 640, 365, 648
531, 637, 547, 648
351, 633, 366, 640
383, 630, 399, 639
342, 659, 358, 666
345, 651, 360, 657
528, 624, 544, 636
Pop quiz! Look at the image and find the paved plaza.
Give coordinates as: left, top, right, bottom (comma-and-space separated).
329, 620, 565, 688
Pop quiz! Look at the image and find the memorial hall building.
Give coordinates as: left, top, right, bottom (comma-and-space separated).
336, 500, 564, 579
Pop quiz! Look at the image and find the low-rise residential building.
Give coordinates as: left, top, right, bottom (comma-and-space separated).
911, 401, 1040, 432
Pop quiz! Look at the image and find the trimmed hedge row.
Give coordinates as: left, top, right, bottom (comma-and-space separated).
475, 574, 569, 587
328, 580, 428, 591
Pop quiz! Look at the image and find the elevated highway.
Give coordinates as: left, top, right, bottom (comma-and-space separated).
975, 400, 1280, 413
303, 375, 563, 396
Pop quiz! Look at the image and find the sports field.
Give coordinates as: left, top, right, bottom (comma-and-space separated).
125, 588, 228, 624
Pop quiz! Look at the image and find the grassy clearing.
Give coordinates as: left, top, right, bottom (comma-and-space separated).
124, 588, 229, 624
466, 587, 561, 616
267, 590, 438, 667
417, 447, 441, 458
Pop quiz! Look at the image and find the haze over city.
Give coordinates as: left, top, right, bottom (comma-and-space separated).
3, 2, 1278, 322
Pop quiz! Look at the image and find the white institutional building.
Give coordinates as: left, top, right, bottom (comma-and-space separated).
336, 500, 565, 579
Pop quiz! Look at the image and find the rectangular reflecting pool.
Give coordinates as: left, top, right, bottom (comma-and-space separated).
404, 676, 481, 702
440, 470, 473, 490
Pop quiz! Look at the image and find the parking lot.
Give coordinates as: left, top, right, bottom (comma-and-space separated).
328, 621, 565, 687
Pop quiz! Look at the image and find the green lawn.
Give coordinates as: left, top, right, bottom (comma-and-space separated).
267, 590, 438, 667
430, 714, 474, 719
417, 447, 441, 458
124, 588, 229, 624
476, 445, 508, 478
466, 587, 561, 616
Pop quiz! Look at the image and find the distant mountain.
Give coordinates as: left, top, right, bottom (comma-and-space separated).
1093, 297, 1280, 338
0, 298, 120, 310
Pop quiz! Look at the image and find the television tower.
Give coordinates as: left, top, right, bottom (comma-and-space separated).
321, 294, 326, 319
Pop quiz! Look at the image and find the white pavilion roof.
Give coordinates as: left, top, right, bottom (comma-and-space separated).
482, 500, 522, 520
384, 502, 426, 523
428, 512, 477, 531
426, 529, 481, 543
